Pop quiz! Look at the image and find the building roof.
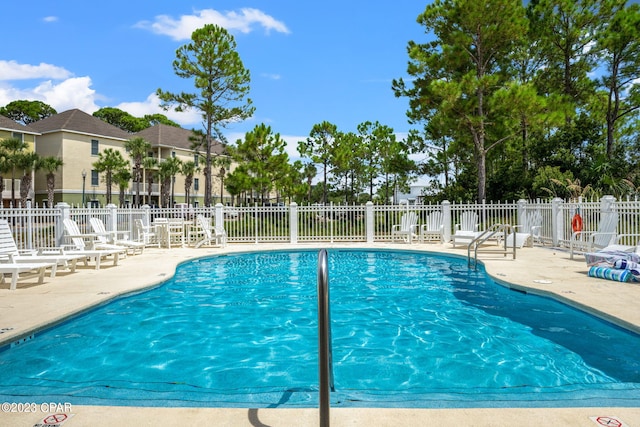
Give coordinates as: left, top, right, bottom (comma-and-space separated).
134, 124, 225, 155
29, 109, 131, 140
0, 115, 41, 135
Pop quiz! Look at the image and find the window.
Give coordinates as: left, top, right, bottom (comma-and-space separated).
171, 151, 176, 158
194, 154, 199, 167
91, 170, 99, 186
194, 178, 199, 191
12, 132, 23, 141
91, 139, 99, 155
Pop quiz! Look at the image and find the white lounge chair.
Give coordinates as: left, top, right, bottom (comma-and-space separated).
61, 218, 124, 269
0, 219, 84, 274
570, 211, 618, 260
419, 211, 444, 243
0, 261, 58, 291
391, 212, 419, 244
89, 217, 145, 255
194, 215, 227, 248
452, 211, 479, 248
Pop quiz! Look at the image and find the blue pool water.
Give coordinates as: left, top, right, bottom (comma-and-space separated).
0, 249, 639, 408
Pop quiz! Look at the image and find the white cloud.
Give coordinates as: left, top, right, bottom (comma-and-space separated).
43, 16, 58, 23
116, 92, 201, 127
261, 73, 281, 80
33, 77, 99, 113
0, 60, 72, 81
135, 8, 290, 41
0, 76, 98, 114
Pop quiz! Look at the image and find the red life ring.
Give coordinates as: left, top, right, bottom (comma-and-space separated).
571, 213, 583, 233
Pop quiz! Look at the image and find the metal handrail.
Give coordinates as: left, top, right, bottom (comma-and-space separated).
317, 248, 334, 427
467, 223, 516, 269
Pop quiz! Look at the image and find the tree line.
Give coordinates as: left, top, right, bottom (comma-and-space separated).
393, 0, 640, 202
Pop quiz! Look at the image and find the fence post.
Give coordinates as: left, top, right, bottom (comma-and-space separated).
56, 202, 71, 247
142, 205, 152, 226
290, 202, 298, 244
365, 201, 374, 243
442, 200, 451, 242
214, 203, 224, 232
551, 197, 563, 246
107, 203, 118, 233
26, 200, 34, 250
517, 199, 527, 227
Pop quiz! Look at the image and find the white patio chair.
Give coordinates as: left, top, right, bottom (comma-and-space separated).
89, 217, 145, 255
452, 211, 480, 248
391, 212, 419, 244
60, 218, 124, 269
419, 211, 444, 243
503, 210, 542, 248
570, 211, 618, 260
194, 215, 227, 248
134, 219, 160, 248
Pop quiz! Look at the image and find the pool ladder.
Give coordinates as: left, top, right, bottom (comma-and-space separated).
317, 249, 335, 427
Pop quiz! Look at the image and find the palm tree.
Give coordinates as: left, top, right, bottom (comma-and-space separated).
142, 157, 158, 206
15, 152, 40, 207
0, 137, 28, 206
181, 160, 198, 206
124, 137, 151, 206
92, 148, 130, 204
158, 157, 182, 207
114, 168, 132, 207
40, 156, 64, 208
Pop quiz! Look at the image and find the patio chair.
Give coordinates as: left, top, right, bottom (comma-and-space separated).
502, 211, 542, 248
89, 217, 145, 255
419, 211, 444, 243
391, 212, 419, 244
0, 219, 84, 274
570, 211, 618, 260
60, 218, 124, 269
452, 211, 480, 248
194, 215, 227, 248
153, 218, 186, 248
134, 219, 160, 248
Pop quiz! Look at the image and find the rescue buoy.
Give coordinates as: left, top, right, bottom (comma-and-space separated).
571, 213, 583, 233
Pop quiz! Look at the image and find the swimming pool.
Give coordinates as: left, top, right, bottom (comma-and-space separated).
0, 249, 638, 408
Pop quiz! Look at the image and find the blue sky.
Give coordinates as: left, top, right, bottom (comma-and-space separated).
0, 1, 429, 160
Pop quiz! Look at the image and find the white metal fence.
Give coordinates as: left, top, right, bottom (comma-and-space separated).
0, 196, 638, 250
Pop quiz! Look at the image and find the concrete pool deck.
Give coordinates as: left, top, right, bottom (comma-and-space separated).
0, 242, 638, 427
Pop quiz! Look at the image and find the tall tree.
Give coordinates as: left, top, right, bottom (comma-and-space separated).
0, 100, 57, 125
298, 121, 339, 205
92, 148, 130, 204
39, 156, 63, 208
393, 0, 528, 201
124, 137, 151, 206
229, 124, 290, 204
595, 2, 640, 158
157, 24, 254, 207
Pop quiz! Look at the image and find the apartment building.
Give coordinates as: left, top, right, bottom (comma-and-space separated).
26, 109, 227, 207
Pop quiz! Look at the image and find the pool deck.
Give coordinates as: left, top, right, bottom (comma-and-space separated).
0, 242, 639, 427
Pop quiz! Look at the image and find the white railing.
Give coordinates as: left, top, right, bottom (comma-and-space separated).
0, 196, 638, 250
